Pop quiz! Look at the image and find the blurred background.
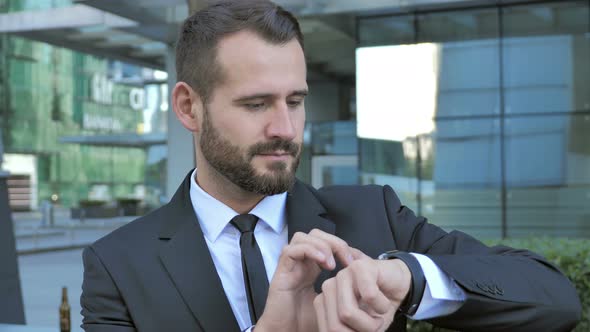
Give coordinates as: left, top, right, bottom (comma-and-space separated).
0, 0, 588, 331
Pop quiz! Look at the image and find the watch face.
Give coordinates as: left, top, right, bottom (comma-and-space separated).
378, 250, 400, 260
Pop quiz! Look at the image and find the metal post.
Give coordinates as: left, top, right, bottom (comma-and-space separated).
498, 5, 508, 239
49, 200, 55, 227
41, 200, 49, 227
0, 129, 26, 324
416, 135, 422, 217
41, 199, 55, 227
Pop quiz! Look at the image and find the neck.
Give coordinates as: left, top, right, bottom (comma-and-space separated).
195, 160, 264, 215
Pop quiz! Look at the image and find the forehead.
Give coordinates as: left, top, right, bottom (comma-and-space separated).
215, 30, 307, 94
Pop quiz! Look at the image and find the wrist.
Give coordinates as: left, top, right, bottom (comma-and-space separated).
377, 250, 426, 316
392, 259, 412, 307
394, 259, 412, 301
379, 259, 412, 302
254, 315, 287, 332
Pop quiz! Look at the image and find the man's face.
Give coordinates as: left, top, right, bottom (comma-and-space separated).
197, 31, 307, 195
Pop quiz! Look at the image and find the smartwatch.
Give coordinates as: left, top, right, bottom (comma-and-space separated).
377, 250, 426, 316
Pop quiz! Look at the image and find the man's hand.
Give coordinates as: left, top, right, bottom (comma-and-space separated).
255, 229, 355, 332
313, 249, 412, 332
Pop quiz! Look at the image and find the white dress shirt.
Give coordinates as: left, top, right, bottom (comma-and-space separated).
189, 170, 465, 331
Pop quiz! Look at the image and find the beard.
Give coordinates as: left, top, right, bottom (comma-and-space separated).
199, 108, 301, 195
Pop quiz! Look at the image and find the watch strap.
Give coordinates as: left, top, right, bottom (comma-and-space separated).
377, 250, 426, 316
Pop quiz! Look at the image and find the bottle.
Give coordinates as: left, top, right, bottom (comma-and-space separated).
59, 287, 71, 332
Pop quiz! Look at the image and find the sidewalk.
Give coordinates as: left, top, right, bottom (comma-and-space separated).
10, 209, 139, 331
13, 208, 136, 255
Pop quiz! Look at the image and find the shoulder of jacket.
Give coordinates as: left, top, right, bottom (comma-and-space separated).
314, 184, 387, 211
89, 203, 168, 253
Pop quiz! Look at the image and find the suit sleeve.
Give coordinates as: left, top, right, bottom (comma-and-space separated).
382, 185, 582, 332
81, 246, 137, 332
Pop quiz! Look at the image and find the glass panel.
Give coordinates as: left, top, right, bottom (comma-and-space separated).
503, 2, 588, 37
360, 118, 503, 238
429, 118, 502, 238
418, 9, 499, 43
435, 118, 501, 188
8, 0, 73, 11
357, 8, 502, 238
359, 138, 405, 176
145, 145, 168, 206
322, 165, 358, 186
310, 121, 357, 155
1, 35, 153, 207
502, 2, 590, 115
428, 8, 501, 118
506, 114, 590, 237
359, 136, 420, 211
295, 125, 312, 184
358, 15, 415, 47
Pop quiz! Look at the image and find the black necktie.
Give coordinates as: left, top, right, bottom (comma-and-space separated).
230, 214, 269, 324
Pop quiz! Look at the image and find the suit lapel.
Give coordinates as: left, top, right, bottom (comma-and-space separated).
286, 180, 336, 291
158, 172, 240, 332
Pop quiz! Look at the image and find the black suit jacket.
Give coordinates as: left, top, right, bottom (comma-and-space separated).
81, 171, 581, 332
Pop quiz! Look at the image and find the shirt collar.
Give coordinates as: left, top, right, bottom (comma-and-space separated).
189, 169, 287, 243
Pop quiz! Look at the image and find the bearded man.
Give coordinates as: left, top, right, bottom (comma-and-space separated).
80, 1, 581, 332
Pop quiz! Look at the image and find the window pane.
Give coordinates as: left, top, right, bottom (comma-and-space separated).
358, 8, 502, 238
506, 114, 590, 237
418, 9, 499, 43
423, 9, 501, 118
502, 2, 590, 115
503, 2, 588, 37
357, 1, 589, 239
431, 118, 502, 238
311, 121, 358, 155
322, 165, 359, 186
358, 15, 415, 47
359, 136, 422, 212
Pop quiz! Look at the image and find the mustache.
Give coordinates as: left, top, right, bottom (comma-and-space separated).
248, 139, 300, 158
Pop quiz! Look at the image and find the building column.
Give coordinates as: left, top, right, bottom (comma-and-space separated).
165, 46, 195, 199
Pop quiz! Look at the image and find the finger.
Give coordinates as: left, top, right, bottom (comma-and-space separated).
322, 279, 355, 332
336, 269, 384, 331
308, 229, 355, 266
351, 247, 370, 260
277, 243, 332, 272
377, 306, 398, 332
351, 261, 392, 315
290, 232, 337, 270
313, 295, 328, 332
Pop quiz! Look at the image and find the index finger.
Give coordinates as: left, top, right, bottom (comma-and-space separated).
308, 229, 355, 267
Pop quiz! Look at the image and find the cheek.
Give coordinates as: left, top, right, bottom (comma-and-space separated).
234, 124, 264, 149
294, 111, 306, 141
216, 112, 260, 143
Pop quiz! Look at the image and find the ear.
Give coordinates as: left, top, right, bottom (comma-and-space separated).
172, 82, 203, 132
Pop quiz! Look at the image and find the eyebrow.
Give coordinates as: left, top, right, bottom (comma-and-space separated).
232, 89, 309, 103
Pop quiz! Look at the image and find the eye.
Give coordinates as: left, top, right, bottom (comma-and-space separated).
243, 102, 266, 111
287, 99, 304, 108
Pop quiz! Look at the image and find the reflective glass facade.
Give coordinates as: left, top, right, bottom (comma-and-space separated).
0, 0, 162, 208
357, 1, 590, 238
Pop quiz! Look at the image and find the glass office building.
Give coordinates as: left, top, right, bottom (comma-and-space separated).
1, 0, 588, 240
0, 0, 168, 210
356, 1, 590, 238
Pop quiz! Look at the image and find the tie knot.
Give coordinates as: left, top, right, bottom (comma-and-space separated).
230, 214, 259, 234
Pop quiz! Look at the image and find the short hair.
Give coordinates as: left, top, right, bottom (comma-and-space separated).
175, 0, 304, 104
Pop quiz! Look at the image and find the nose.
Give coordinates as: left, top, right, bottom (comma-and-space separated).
265, 102, 296, 141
